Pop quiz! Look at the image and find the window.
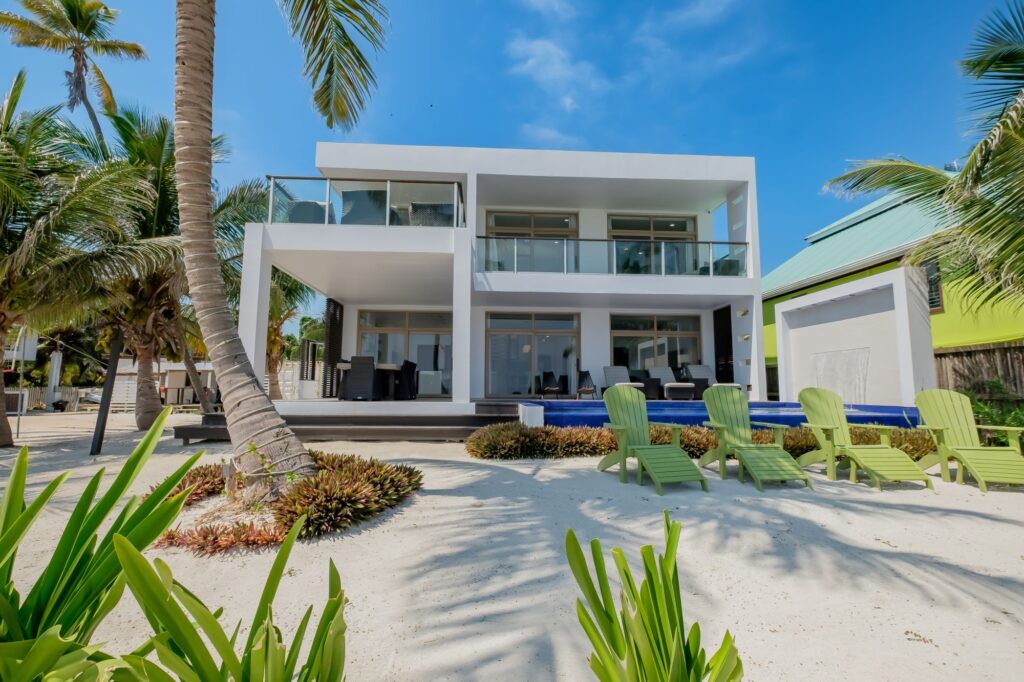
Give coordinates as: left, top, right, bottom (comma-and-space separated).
486, 211, 578, 236
485, 313, 579, 396
924, 260, 943, 311
610, 314, 701, 374
484, 212, 579, 272
608, 215, 697, 274
357, 311, 453, 395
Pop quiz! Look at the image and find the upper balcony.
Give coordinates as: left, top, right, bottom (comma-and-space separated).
268, 176, 465, 227
475, 236, 748, 277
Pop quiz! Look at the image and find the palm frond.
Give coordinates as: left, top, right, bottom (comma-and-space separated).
89, 59, 117, 114
279, 0, 387, 129
87, 38, 146, 60
962, 0, 1024, 115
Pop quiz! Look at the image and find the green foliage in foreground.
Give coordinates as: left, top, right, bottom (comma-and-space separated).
113, 517, 348, 682
0, 408, 198, 679
566, 512, 743, 681
0, 409, 350, 680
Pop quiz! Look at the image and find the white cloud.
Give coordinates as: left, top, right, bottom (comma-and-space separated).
560, 94, 578, 112
520, 0, 576, 20
507, 36, 607, 95
660, 0, 739, 28
521, 123, 582, 147
630, 0, 760, 87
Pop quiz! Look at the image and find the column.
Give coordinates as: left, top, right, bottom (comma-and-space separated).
238, 223, 272, 387
451, 174, 475, 404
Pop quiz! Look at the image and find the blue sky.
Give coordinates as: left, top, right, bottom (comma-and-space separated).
0, 0, 995, 274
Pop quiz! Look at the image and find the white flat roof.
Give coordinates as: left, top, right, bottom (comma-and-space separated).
315, 143, 755, 183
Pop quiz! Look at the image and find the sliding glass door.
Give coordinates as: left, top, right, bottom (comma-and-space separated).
486, 313, 579, 397
357, 311, 453, 395
610, 315, 701, 375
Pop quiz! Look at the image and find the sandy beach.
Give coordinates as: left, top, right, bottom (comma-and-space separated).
5, 415, 1023, 681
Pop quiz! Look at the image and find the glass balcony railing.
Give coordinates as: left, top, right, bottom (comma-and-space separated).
476, 237, 748, 277
268, 176, 465, 227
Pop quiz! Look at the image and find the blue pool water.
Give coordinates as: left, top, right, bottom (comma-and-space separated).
534, 400, 920, 429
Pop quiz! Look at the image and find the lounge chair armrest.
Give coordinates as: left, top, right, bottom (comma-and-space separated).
703, 421, 727, 430
649, 421, 683, 430
751, 421, 789, 430
977, 424, 1024, 433
854, 423, 898, 432
801, 422, 839, 432
916, 425, 944, 431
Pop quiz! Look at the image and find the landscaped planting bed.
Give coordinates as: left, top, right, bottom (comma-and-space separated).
465, 421, 937, 461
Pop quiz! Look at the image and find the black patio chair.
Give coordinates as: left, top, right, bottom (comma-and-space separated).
395, 360, 418, 400
540, 371, 562, 399
343, 356, 385, 401
576, 370, 597, 399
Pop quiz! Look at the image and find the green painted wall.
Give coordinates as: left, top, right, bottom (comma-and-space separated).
762, 262, 1024, 365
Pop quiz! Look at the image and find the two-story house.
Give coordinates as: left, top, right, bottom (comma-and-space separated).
237, 144, 766, 418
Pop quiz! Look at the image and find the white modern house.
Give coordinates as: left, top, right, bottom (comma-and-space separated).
238, 143, 766, 417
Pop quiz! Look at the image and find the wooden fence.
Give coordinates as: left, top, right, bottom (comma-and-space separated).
934, 341, 1024, 399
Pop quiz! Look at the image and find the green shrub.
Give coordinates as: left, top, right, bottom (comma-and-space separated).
466, 421, 936, 462
168, 462, 226, 505
566, 511, 743, 680
272, 454, 423, 539
465, 421, 546, 459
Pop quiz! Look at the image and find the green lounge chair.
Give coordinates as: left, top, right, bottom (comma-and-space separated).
797, 387, 932, 490
599, 384, 708, 494
698, 385, 812, 490
915, 389, 1024, 492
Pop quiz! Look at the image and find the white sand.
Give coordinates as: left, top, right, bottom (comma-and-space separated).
6, 420, 1024, 681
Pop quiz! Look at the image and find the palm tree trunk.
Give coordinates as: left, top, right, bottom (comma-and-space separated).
267, 352, 283, 401
134, 341, 163, 431
79, 92, 108, 158
176, 320, 215, 413
174, 0, 314, 497
0, 326, 14, 448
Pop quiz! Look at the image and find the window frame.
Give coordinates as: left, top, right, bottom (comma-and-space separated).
484, 312, 580, 397
607, 214, 698, 242
608, 314, 702, 372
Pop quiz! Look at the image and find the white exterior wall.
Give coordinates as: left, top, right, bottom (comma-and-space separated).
775, 267, 936, 406
237, 144, 765, 409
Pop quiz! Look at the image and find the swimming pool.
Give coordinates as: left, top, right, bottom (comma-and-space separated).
532, 400, 919, 429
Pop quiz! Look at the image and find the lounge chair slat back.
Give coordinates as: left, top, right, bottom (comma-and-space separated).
701, 385, 811, 490
798, 387, 932, 489
703, 385, 751, 448
916, 389, 981, 448
799, 387, 852, 446
604, 384, 650, 448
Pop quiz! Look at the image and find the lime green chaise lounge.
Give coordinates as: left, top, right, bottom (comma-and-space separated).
915, 389, 1024, 492
797, 387, 932, 490
698, 385, 812, 491
599, 384, 708, 494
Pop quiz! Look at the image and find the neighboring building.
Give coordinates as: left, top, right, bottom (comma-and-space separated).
238, 143, 766, 415
763, 194, 1024, 400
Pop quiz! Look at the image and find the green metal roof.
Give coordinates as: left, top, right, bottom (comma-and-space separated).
762, 195, 944, 298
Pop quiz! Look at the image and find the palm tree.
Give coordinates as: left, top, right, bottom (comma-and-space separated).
174, 0, 386, 495
69, 108, 269, 429
265, 273, 315, 400
0, 0, 146, 155
827, 1, 1024, 310
0, 71, 159, 447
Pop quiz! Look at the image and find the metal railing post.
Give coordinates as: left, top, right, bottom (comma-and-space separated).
513, 238, 519, 273
267, 177, 275, 222
385, 180, 391, 227
323, 178, 330, 225
709, 242, 715, 278
612, 240, 617, 275
563, 239, 568, 273
453, 182, 458, 227
660, 241, 666, 276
